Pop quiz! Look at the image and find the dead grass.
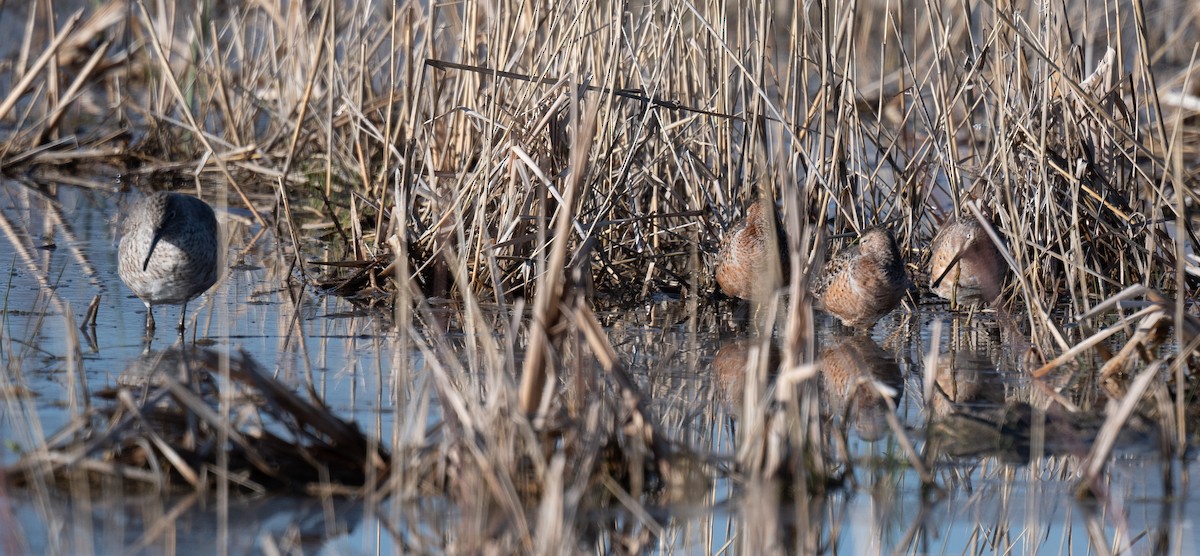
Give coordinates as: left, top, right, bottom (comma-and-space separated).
1, 0, 1199, 552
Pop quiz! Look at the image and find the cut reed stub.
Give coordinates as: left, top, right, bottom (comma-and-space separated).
118, 191, 220, 333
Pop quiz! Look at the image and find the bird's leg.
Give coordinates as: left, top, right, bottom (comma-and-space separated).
177, 300, 188, 333
141, 303, 157, 349
145, 303, 156, 331
950, 266, 961, 310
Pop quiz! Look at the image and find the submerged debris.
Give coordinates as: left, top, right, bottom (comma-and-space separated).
8, 345, 390, 495
311, 255, 397, 306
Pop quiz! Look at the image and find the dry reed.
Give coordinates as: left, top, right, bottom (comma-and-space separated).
1, 0, 1198, 552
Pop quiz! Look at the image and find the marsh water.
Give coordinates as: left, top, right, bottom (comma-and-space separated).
0, 182, 1195, 554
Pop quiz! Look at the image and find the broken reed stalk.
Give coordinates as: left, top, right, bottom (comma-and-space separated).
132, 1, 265, 228
8, 347, 390, 494
35, 38, 112, 146
574, 303, 673, 478
1, 0, 1199, 550
7, 0, 1188, 346
518, 94, 598, 418
0, 1, 1193, 320
0, 11, 82, 124
1078, 360, 1162, 496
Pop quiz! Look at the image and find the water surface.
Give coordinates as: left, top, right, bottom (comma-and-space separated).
0, 179, 1194, 554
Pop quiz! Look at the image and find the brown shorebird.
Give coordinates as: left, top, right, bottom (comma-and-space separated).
118, 192, 219, 332
929, 217, 1005, 306
812, 226, 910, 330
715, 202, 787, 301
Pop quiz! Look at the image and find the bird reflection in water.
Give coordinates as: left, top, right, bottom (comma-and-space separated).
819, 335, 902, 441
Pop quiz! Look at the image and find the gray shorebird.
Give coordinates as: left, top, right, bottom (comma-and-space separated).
118, 192, 219, 332
929, 217, 1005, 306
715, 202, 787, 301
812, 226, 910, 330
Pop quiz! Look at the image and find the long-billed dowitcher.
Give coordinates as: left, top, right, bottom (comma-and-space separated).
812, 226, 910, 330
929, 217, 1005, 306
715, 202, 787, 300
118, 192, 219, 332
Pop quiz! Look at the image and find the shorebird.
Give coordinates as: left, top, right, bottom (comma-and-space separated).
118, 192, 219, 333
812, 226, 910, 330
715, 202, 787, 301
928, 217, 1005, 306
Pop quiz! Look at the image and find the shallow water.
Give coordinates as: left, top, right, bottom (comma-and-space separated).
0, 180, 1196, 554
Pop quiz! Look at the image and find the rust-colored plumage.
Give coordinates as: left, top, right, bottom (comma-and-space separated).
715, 203, 786, 300
812, 226, 910, 329
929, 218, 1006, 306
